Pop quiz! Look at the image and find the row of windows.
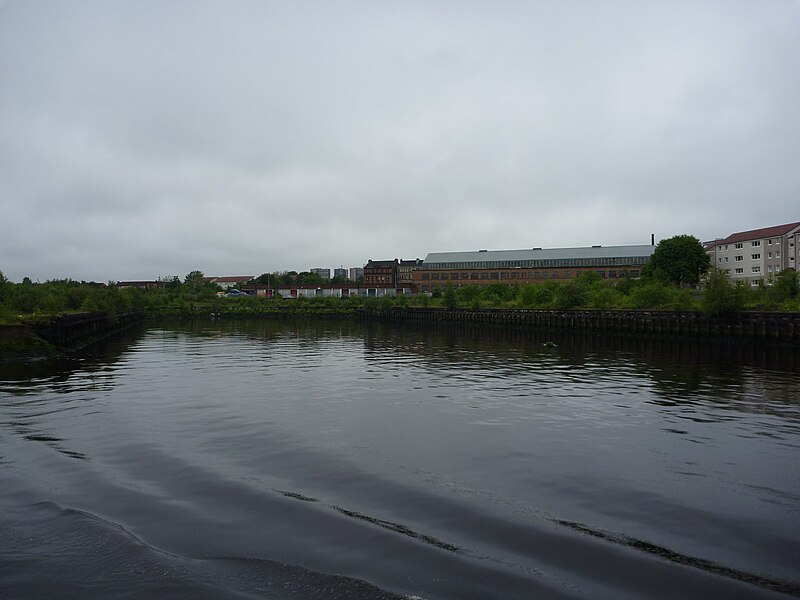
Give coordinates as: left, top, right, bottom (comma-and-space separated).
724, 253, 795, 264
420, 269, 639, 282
721, 238, 786, 251
422, 256, 649, 270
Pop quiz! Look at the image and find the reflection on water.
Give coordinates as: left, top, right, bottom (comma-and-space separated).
1, 319, 798, 600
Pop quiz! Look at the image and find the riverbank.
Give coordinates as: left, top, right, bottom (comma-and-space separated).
0, 311, 145, 358
357, 306, 800, 342
2, 305, 799, 359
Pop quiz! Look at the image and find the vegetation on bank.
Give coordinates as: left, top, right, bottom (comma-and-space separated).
2, 266, 799, 326
2, 234, 799, 325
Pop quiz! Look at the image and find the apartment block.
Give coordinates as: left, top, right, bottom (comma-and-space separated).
706, 222, 800, 286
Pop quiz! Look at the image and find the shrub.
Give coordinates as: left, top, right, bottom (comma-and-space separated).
701, 269, 747, 317
626, 281, 680, 309
520, 282, 557, 307
443, 284, 458, 309
552, 281, 587, 309
586, 283, 625, 309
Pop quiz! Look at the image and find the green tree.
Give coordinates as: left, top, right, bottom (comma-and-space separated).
767, 269, 799, 305
295, 271, 325, 285
0, 270, 8, 304
443, 283, 458, 309
184, 270, 206, 286
701, 268, 746, 317
644, 235, 710, 286
552, 281, 587, 309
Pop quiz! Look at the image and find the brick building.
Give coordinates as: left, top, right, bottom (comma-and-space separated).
414, 245, 655, 293
363, 259, 399, 286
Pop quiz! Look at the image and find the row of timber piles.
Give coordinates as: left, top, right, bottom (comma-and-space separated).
362, 308, 800, 341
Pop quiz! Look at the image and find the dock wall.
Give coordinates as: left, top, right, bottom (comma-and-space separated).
31, 311, 144, 349
360, 307, 800, 341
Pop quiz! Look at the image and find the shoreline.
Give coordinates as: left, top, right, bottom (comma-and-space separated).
2, 306, 799, 359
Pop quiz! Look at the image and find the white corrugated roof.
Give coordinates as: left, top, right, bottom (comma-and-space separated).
423, 245, 655, 265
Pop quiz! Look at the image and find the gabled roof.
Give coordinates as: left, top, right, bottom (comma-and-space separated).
709, 222, 800, 247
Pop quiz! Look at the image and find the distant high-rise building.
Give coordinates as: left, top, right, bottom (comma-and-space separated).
310, 268, 331, 280
333, 268, 348, 280
349, 267, 364, 282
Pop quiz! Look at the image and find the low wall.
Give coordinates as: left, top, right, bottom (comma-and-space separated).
32, 311, 145, 348
0, 324, 34, 342
359, 307, 800, 341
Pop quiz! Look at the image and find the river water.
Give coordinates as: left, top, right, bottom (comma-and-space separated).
1, 319, 798, 599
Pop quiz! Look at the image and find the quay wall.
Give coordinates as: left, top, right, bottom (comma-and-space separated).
360, 307, 800, 341
32, 311, 145, 348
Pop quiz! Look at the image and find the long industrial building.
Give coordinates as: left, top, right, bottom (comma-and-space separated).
413, 244, 656, 293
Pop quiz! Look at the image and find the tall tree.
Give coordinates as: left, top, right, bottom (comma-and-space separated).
645, 235, 710, 286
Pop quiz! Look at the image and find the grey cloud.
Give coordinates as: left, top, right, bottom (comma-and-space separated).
1, 0, 799, 281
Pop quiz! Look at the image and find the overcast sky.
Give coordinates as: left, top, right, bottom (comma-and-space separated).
1, 1, 799, 282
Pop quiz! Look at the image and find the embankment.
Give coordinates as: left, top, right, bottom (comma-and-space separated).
0, 311, 144, 357
359, 307, 800, 342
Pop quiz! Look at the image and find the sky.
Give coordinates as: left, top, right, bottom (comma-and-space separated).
1, 0, 799, 283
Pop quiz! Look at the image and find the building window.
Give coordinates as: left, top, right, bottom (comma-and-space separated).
735, 255, 743, 262
752, 266, 761, 273
751, 280, 760, 286
735, 243, 743, 249
735, 268, 744, 274
470, 273, 478, 280
490, 272, 499, 280
776, 252, 781, 258
421, 273, 429, 281
768, 252, 772, 258
768, 239, 773, 245
752, 254, 760, 260
752, 240, 761, 247
480, 273, 488, 280
461, 273, 468, 280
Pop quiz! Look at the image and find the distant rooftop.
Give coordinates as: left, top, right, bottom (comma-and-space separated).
707, 222, 800, 248
423, 245, 655, 268
210, 276, 255, 283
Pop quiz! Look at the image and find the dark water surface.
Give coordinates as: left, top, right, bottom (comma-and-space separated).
1, 319, 799, 599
